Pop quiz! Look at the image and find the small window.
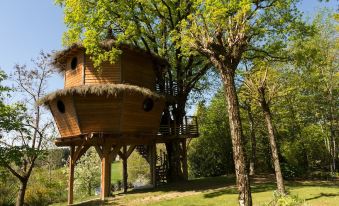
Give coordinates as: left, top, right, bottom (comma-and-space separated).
143, 98, 154, 112
71, 57, 78, 70
57, 100, 66, 113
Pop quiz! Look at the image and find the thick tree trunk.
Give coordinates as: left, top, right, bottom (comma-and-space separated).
16, 178, 28, 206
247, 106, 257, 176
260, 98, 285, 194
166, 99, 187, 182
221, 70, 252, 206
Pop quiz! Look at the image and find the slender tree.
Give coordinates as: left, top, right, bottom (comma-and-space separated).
0, 53, 55, 206
244, 65, 286, 194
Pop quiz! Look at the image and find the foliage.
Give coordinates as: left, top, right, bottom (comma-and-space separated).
0, 52, 55, 206
0, 167, 18, 206
72, 148, 101, 197
127, 151, 150, 186
264, 192, 307, 206
189, 90, 234, 177
25, 167, 68, 206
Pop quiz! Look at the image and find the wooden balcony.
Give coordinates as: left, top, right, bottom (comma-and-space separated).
158, 116, 199, 138
155, 79, 178, 96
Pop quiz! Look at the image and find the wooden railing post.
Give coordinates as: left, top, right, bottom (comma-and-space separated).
68, 146, 75, 205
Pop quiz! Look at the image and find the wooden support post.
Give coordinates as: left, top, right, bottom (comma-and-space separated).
123, 145, 128, 193
149, 143, 157, 188
101, 145, 112, 200
182, 140, 188, 180
68, 146, 75, 205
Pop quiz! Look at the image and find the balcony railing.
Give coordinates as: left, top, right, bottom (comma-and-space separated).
155, 79, 178, 96
158, 116, 199, 137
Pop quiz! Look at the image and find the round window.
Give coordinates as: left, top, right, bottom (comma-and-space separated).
57, 100, 65, 113
143, 98, 154, 112
70, 57, 78, 70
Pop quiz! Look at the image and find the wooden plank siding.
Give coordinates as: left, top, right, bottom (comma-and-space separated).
49, 96, 81, 137
84, 55, 121, 85
120, 93, 164, 134
74, 94, 123, 133
64, 52, 84, 88
121, 50, 156, 91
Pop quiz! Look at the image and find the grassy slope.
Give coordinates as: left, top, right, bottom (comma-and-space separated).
52, 176, 339, 206
111, 161, 122, 184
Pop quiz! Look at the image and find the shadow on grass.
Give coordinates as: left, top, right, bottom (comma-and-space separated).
305, 192, 339, 201
125, 175, 236, 195
203, 182, 277, 198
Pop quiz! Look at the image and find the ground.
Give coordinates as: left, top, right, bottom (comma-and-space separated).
51, 175, 339, 206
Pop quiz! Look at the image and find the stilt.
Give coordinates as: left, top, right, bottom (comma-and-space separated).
149, 143, 157, 187
100, 144, 112, 200
68, 146, 75, 205
182, 139, 188, 180
123, 145, 128, 193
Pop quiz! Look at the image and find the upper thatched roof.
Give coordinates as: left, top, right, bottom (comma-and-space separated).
38, 84, 164, 105
51, 39, 168, 72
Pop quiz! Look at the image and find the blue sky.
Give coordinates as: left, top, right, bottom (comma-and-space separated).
0, 0, 337, 92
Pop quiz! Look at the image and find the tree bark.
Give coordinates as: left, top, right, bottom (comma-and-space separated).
247, 105, 257, 176
260, 96, 285, 194
166, 98, 187, 182
16, 178, 28, 206
221, 69, 252, 206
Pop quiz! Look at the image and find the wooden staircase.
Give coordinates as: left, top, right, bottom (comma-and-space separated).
135, 145, 168, 185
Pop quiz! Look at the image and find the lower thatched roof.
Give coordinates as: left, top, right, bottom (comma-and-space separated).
38, 84, 164, 105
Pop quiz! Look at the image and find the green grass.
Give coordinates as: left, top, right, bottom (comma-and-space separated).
52, 176, 339, 206
111, 161, 122, 184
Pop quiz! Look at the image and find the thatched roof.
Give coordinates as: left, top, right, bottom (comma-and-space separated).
38, 84, 164, 105
51, 39, 168, 72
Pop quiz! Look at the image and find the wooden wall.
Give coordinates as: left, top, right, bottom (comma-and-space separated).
120, 93, 164, 134
64, 53, 84, 88
74, 94, 123, 133
84, 55, 121, 85
49, 96, 81, 137
121, 50, 156, 90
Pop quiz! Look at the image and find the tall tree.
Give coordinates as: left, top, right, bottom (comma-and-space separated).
55, 0, 212, 181
290, 10, 338, 173
0, 53, 55, 206
177, 1, 306, 205
244, 64, 286, 194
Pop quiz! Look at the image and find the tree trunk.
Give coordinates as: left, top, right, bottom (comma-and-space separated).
260, 98, 285, 194
16, 178, 28, 206
247, 105, 257, 176
166, 99, 187, 182
221, 70, 252, 206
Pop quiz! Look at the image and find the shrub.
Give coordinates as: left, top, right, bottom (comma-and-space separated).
263, 191, 308, 206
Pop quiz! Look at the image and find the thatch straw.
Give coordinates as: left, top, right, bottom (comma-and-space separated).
38, 84, 164, 105
51, 39, 168, 72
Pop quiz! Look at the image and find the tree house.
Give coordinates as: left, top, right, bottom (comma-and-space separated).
40, 42, 199, 204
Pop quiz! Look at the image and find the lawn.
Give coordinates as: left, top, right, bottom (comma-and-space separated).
53, 175, 339, 206
111, 161, 122, 184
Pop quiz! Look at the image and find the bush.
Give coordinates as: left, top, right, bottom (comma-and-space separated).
127, 151, 150, 186
264, 191, 308, 206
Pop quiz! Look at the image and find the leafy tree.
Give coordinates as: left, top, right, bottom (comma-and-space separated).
290, 10, 338, 173
73, 148, 101, 196
0, 52, 55, 206
55, 0, 212, 181
177, 1, 307, 205
243, 63, 286, 194
189, 91, 234, 177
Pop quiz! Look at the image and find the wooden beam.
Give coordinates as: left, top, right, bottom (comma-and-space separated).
181, 139, 188, 180
122, 145, 128, 193
149, 143, 156, 188
68, 146, 75, 205
100, 144, 112, 200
